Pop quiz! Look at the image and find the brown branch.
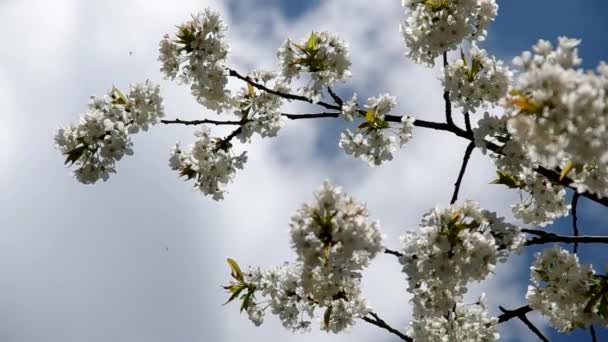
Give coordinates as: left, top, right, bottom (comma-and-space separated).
384, 248, 404, 258
361, 311, 412, 341
464, 111, 472, 133
327, 86, 343, 106
522, 229, 608, 246
590, 325, 598, 342
442, 51, 455, 127
497, 305, 533, 323
450, 142, 475, 204
499, 306, 548, 342
161, 118, 242, 126
282, 112, 340, 120
572, 192, 581, 253
227, 68, 340, 111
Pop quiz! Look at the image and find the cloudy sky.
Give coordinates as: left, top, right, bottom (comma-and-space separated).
1, 0, 607, 341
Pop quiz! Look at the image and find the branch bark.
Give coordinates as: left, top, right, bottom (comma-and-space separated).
523, 229, 608, 246
361, 311, 413, 342
450, 142, 475, 204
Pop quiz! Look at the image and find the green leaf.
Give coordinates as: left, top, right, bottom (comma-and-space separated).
111, 86, 129, 105
64, 145, 87, 165
306, 32, 317, 52
227, 258, 245, 282
559, 161, 575, 182
179, 166, 197, 180
356, 121, 372, 132
223, 284, 246, 305
240, 291, 253, 312
460, 48, 467, 66
323, 305, 333, 328
490, 171, 522, 189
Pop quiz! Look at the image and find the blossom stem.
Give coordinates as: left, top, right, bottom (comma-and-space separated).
361, 311, 413, 341
450, 142, 475, 204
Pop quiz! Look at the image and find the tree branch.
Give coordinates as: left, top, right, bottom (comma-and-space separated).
450, 142, 475, 204
572, 192, 581, 253
227, 68, 340, 111
361, 311, 413, 341
499, 306, 548, 342
384, 248, 404, 258
464, 111, 472, 133
497, 305, 533, 323
327, 86, 343, 107
161, 118, 243, 126
523, 229, 608, 246
442, 52, 455, 127
590, 325, 598, 342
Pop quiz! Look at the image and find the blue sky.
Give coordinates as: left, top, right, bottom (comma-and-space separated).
0, 1, 606, 342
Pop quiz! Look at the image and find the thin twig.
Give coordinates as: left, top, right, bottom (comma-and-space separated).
442, 51, 455, 127
522, 229, 608, 246
228, 68, 340, 111
327, 87, 343, 106
572, 192, 581, 253
161, 118, 242, 126
384, 248, 404, 258
450, 141, 475, 204
590, 325, 598, 342
497, 305, 533, 323
499, 306, 549, 342
464, 111, 472, 133
361, 311, 412, 341
282, 112, 340, 120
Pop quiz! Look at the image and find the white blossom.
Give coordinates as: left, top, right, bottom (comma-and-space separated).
54, 81, 164, 184
225, 182, 381, 333
400, 0, 498, 65
399, 201, 523, 338
505, 37, 608, 198
408, 295, 499, 342
527, 246, 608, 332
340, 93, 358, 122
339, 94, 415, 166
168, 127, 247, 200
473, 113, 570, 226
158, 9, 232, 112
441, 44, 511, 112
278, 31, 351, 100
234, 70, 290, 142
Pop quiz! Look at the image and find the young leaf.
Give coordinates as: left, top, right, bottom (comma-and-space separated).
64, 145, 87, 165
227, 258, 245, 282
490, 171, 522, 189
306, 32, 317, 52
323, 305, 333, 328
559, 161, 575, 182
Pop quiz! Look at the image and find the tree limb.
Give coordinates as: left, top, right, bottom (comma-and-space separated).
442, 51, 455, 127
572, 192, 581, 253
497, 305, 533, 323
361, 311, 413, 341
499, 306, 549, 342
523, 229, 608, 246
450, 142, 475, 204
161, 118, 243, 126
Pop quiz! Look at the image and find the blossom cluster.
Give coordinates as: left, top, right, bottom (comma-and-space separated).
474, 113, 570, 226
159, 9, 232, 112
168, 127, 247, 200
234, 70, 290, 143
399, 201, 524, 339
224, 182, 382, 333
441, 44, 511, 112
505, 37, 608, 198
408, 295, 499, 342
54, 81, 164, 184
400, 0, 498, 65
278, 31, 351, 100
339, 94, 415, 166
527, 246, 608, 332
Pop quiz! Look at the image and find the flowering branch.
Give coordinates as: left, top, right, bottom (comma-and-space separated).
361, 311, 413, 342
499, 306, 549, 342
450, 141, 475, 204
